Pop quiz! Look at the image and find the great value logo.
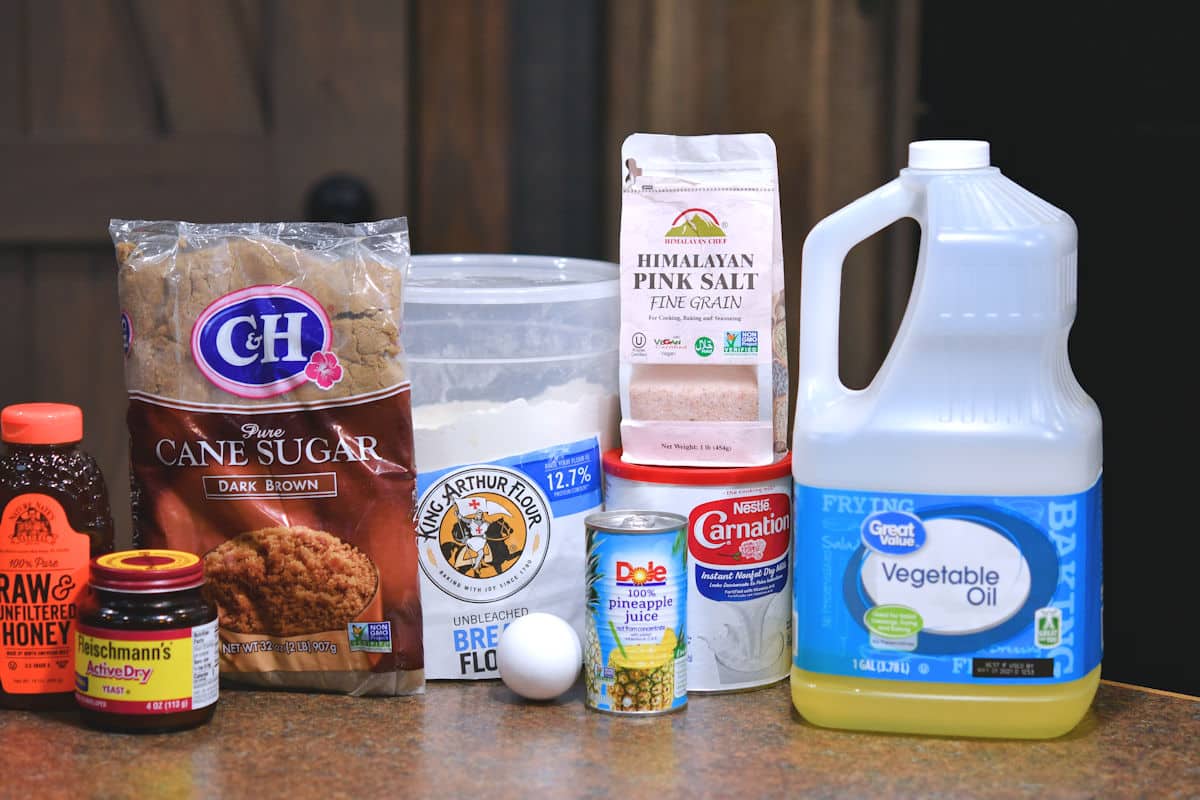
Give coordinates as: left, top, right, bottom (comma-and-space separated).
191, 286, 337, 398
689, 493, 790, 566
860, 510, 926, 555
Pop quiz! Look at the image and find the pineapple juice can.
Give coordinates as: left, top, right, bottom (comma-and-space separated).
583, 511, 688, 715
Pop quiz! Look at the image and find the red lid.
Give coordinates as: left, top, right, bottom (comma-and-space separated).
1, 403, 83, 444
90, 549, 205, 593
602, 448, 792, 486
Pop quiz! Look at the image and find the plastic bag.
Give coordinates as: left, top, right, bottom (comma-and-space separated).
111, 218, 423, 695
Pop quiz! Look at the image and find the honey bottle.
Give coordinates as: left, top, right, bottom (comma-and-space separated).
0, 403, 115, 710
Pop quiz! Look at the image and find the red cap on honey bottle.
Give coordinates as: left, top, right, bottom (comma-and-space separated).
1, 402, 84, 445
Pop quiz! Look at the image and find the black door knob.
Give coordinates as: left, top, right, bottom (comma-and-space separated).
305, 174, 376, 223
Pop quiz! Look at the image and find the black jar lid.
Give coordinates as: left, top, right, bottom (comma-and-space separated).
90, 549, 204, 593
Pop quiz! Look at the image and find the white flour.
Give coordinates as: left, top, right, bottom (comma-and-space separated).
413, 380, 618, 470
413, 379, 618, 679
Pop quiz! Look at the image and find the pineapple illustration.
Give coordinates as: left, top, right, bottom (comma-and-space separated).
608, 628, 678, 712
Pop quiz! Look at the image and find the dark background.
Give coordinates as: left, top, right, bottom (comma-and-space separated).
919, 4, 1197, 696
0, 1, 1193, 695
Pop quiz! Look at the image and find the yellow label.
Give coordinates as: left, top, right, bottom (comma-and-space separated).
75, 621, 218, 714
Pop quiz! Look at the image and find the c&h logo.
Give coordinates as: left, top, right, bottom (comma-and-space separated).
191, 286, 336, 398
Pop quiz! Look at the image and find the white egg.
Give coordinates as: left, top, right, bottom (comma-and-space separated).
496, 612, 582, 701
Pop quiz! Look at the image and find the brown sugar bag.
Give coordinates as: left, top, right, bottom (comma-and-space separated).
110, 219, 422, 695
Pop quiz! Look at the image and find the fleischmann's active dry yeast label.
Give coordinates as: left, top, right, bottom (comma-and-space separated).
75, 549, 218, 731
76, 621, 219, 714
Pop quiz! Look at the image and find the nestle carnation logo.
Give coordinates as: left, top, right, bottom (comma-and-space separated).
688, 494, 790, 566
191, 286, 332, 399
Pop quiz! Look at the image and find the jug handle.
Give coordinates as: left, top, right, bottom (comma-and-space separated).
798, 178, 919, 409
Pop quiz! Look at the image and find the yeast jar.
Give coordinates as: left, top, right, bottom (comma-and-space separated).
75, 550, 219, 732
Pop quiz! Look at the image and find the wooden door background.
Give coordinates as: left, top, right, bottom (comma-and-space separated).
0, 0, 920, 546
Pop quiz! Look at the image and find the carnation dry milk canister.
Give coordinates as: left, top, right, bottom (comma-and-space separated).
602, 450, 792, 692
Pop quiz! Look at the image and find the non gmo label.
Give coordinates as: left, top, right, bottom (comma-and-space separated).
348, 621, 392, 654
793, 480, 1102, 685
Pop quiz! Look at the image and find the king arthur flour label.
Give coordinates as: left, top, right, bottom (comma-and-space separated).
414, 380, 618, 678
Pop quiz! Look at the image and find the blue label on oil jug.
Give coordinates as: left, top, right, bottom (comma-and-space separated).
792, 479, 1102, 684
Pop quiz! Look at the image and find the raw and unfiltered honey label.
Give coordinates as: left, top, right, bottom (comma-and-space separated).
0, 494, 90, 694
75, 621, 219, 714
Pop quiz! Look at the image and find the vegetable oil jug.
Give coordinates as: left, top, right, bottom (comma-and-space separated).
790, 140, 1102, 738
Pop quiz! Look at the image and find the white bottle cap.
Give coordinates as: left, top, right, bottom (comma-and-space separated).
908, 140, 990, 169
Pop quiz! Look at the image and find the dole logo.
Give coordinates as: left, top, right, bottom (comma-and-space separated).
689, 493, 790, 566
615, 560, 667, 586
191, 286, 335, 398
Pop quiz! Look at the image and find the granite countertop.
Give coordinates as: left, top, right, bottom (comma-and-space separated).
1, 679, 1197, 799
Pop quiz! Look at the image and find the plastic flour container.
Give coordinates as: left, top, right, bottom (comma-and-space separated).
404, 254, 620, 679
601, 449, 792, 692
